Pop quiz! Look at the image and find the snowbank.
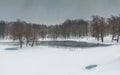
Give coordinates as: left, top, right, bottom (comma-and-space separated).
0, 38, 120, 75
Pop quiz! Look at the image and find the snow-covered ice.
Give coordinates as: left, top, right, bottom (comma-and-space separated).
0, 38, 120, 75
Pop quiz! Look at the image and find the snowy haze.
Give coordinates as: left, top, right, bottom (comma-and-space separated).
0, 0, 120, 24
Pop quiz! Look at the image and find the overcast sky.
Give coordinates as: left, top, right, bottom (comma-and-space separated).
0, 0, 120, 25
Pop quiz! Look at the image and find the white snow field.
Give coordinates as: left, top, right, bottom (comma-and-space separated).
0, 37, 120, 75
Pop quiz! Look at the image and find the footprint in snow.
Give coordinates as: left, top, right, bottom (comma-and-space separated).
85, 64, 97, 70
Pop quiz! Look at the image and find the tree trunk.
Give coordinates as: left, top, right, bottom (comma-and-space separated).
31, 37, 35, 47
112, 33, 115, 42
117, 33, 120, 43
101, 32, 104, 42
19, 40, 23, 48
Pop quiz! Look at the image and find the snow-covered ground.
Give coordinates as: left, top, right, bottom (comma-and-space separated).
0, 37, 120, 75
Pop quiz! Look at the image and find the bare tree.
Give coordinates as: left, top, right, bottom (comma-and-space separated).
108, 16, 120, 42
91, 16, 106, 42
31, 24, 41, 46
9, 20, 25, 48
91, 16, 100, 41
24, 23, 32, 46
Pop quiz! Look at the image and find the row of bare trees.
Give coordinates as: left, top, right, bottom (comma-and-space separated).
91, 15, 120, 42
47, 19, 88, 39
0, 15, 120, 48
108, 16, 120, 42
91, 16, 106, 42
9, 20, 44, 48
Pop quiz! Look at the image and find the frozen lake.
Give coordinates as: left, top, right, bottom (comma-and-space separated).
0, 40, 110, 48
40, 41, 110, 48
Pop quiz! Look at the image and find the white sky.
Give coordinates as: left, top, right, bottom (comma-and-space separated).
0, 0, 120, 25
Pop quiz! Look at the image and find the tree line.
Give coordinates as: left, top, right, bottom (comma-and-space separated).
0, 15, 120, 48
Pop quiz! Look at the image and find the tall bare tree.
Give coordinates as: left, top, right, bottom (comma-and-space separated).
31, 24, 41, 46
91, 16, 106, 42
9, 20, 25, 48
